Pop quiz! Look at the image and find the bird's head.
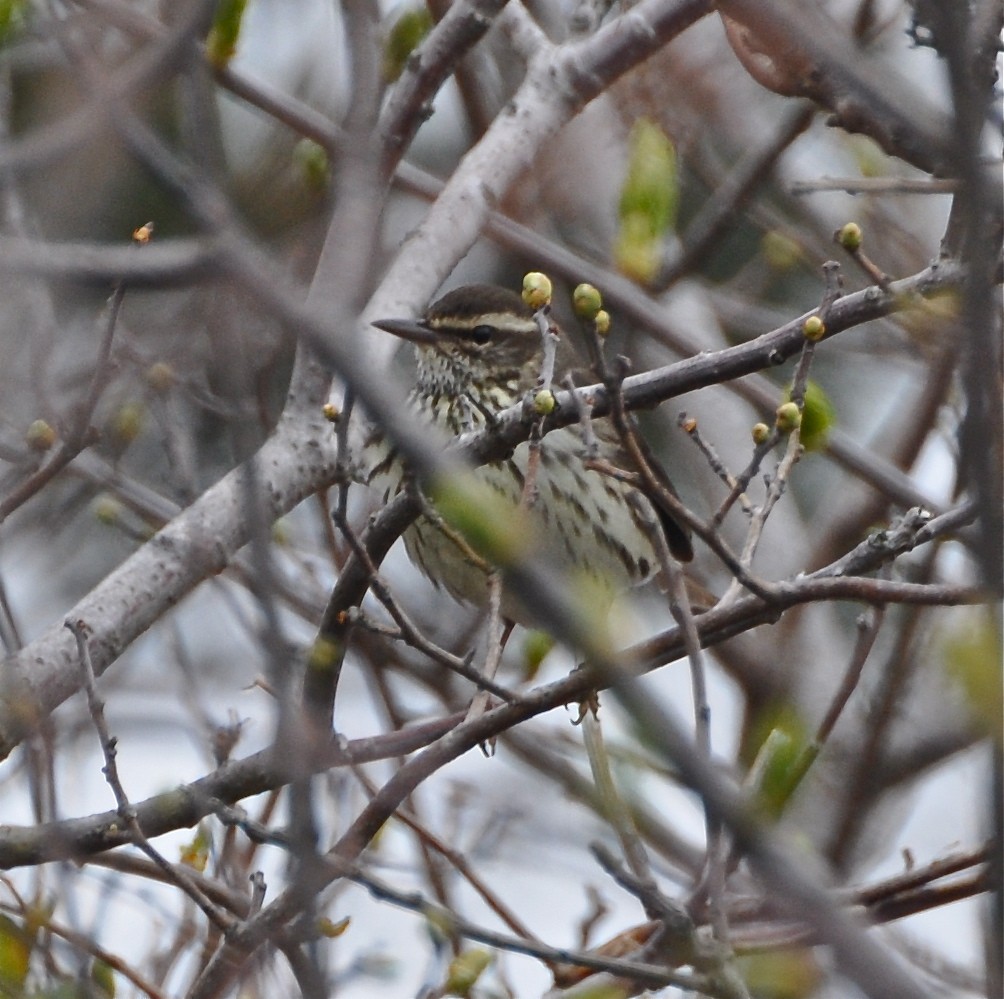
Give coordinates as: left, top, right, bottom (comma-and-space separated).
372, 284, 544, 397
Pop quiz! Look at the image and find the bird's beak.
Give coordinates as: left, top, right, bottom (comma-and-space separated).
371, 317, 440, 347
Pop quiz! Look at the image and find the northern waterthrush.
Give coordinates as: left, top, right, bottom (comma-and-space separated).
361, 283, 693, 624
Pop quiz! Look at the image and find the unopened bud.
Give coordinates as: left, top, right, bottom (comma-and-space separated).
145, 361, 175, 393
836, 222, 862, 251
294, 139, 329, 191
522, 272, 552, 311
751, 422, 771, 444
802, 315, 825, 341
111, 402, 145, 444
572, 283, 603, 321
594, 309, 611, 336
322, 403, 340, 423
93, 495, 123, 525
132, 222, 154, 244
26, 418, 56, 451
775, 402, 801, 434
533, 389, 556, 415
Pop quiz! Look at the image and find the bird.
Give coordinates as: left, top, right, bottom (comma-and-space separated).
358, 282, 693, 628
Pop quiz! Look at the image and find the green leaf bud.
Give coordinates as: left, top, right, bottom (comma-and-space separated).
572, 283, 603, 321
145, 361, 176, 393
522, 272, 552, 311
751, 422, 771, 445
836, 222, 862, 251
93, 495, 123, 526
110, 401, 144, 445
25, 418, 56, 451
775, 402, 802, 434
533, 389, 556, 415
802, 315, 825, 341
294, 139, 329, 192
594, 309, 611, 336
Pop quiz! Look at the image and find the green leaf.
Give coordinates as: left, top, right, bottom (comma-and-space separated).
0, 0, 27, 45
443, 948, 492, 996
618, 120, 678, 232
942, 609, 1003, 741
90, 959, 117, 999
789, 380, 836, 451
0, 915, 31, 992
746, 705, 811, 820
738, 947, 824, 999
206, 0, 249, 67
430, 473, 531, 567
614, 120, 677, 283
384, 6, 433, 82
520, 630, 555, 680
761, 230, 803, 272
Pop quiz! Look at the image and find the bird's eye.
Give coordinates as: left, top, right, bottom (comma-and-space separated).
469, 325, 494, 345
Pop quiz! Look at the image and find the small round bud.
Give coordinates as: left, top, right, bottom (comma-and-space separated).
522, 272, 552, 311
802, 315, 825, 341
836, 222, 862, 251
533, 389, 556, 415
751, 422, 771, 444
132, 222, 154, 244
593, 309, 611, 336
322, 403, 340, 423
93, 495, 123, 526
145, 361, 176, 393
775, 402, 802, 434
294, 139, 329, 192
111, 401, 144, 444
572, 283, 603, 321
25, 418, 56, 451
681, 416, 698, 434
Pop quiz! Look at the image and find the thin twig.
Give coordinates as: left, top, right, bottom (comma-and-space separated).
563, 373, 600, 458
64, 617, 233, 934
534, 305, 561, 393
580, 708, 655, 887
790, 176, 960, 195
332, 508, 521, 703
